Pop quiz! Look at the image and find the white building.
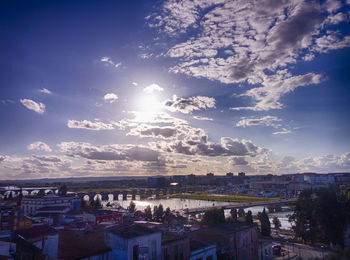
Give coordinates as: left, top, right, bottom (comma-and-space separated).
21, 194, 80, 215
106, 223, 162, 260
190, 240, 217, 260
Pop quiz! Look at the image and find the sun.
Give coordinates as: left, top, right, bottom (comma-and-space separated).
134, 94, 163, 122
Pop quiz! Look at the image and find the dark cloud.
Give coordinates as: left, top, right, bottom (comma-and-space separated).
164, 95, 215, 114
230, 157, 249, 165
58, 142, 161, 162
128, 124, 178, 139
32, 155, 62, 163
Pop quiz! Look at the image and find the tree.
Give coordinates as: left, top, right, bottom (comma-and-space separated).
156, 204, 164, 222
315, 188, 345, 246
272, 216, 281, 233
128, 201, 136, 213
91, 197, 102, 209
230, 208, 237, 221
258, 208, 271, 237
37, 189, 45, 197
238, 208, 245, 217
81, 197, 87, 208
17, 188, 23, 206
245, 210, 253, 224
58, 185, 67, 196
164, 207, 172, 224
289, 189, 318, 244
144, 205, 152, 220
153, 205, 158, 220
202, 207, 225, 226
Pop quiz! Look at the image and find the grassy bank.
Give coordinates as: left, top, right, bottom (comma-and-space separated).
170, 193, 279, 203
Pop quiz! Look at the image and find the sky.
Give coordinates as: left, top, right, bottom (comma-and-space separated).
1, 0, 350, 179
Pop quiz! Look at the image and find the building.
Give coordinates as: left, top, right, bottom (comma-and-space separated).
58, 230, 112, 259
238, 172, 246, 178
148, 176, 167, 188
0, 208, 32, 231
190, 221, 259, 260
106, 223, 162, 260
162, 234, 190, 260
258, 239, 273, 260
0, 231, 42, 259
16, 225, 58, 259
190, 240, 217, 260
21, 194, 80, 215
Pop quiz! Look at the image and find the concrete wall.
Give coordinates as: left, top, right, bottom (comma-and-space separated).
107, 231, 162, 260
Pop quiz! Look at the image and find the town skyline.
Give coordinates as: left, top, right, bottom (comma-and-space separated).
1, 0, 350, 179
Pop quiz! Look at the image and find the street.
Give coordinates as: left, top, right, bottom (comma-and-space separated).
274, 242, 330, 260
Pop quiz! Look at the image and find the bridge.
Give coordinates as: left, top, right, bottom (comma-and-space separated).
0, 187, 58, 197
184, 198, 297, 215
0, 186, 182, 200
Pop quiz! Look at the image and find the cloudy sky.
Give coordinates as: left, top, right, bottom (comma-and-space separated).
1, 0, 350, 179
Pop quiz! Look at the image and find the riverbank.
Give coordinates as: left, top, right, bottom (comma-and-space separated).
170, 193, 279, 203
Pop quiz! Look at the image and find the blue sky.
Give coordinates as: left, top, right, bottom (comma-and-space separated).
1, 0, 350, 179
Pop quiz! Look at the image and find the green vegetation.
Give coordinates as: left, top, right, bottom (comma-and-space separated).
171, 193, 279, 203
258, 208, 271, 237
290, 187, 348, 246
202, 207, 226, 226
245, 210, 253, 224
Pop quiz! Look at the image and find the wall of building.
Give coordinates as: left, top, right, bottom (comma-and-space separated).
190, 244, 217, 260
107, 231, 162, 260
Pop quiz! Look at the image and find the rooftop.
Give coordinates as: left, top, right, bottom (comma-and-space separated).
16, 225, 57, 240
162, 234, 188, 245
58, 230, 111, 259
190, 239, 214, 251
107, 223, 161, 239
37, 206, 69, 211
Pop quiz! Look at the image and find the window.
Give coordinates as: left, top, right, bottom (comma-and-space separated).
174, 245, 179, 260
151, 241, 156, 260
163, 247, 169, 260
133, 245, 139, 260
179, 243, 184, 260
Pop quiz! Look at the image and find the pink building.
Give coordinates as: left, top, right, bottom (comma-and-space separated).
190, 221, 259, 260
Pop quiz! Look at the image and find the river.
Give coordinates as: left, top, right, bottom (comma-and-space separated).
102, 195, 293, 230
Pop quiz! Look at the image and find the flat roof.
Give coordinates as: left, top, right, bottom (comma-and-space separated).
107, 223, 161, 239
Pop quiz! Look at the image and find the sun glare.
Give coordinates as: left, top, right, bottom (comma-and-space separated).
134, 94, 163, 122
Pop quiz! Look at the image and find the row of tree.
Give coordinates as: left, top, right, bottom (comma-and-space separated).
127, 201, 176, 224
290, 187, 349, 246
201, 206, 274, 237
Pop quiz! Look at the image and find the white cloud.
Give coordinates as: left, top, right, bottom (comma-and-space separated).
164, 95, 215, 114
236, 116, 281, 128
39, 88, 52, 95
273, 128, 292, 135
0, 99, 14, 105
100, 57, 122, 68
148, 0, 350, 110
20, 99, 46, 114
67, 120, 115, 131
230, 72, 323, 111
132, 82, 138, 86
27, 141, 52, 152
143, 83, 164, 94
103, 93, 118, 103
193, 115, 213, 121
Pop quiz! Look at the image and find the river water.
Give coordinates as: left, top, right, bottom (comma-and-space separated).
103, 195, 293, 230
